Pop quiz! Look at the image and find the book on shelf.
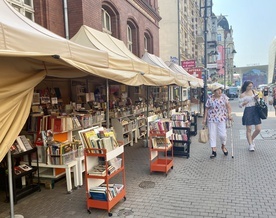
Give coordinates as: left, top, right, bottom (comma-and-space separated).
40, 96, 51, 104
72, 116, 82, 128
89, 184, 124, 201
104, 131, 119, 148
51, 117, 63, 132
82, 129, 97, 149
32, 92, 40, 105
89, 188, 108, 201
14, 166, 23, 175
88, 164, 106, 176
16, 135, 33, 152
101, 137, 114, 152
51, 97, 58, 105
151, 138, 171, 148
86, 92, 95, 102
18, 164, 32, 171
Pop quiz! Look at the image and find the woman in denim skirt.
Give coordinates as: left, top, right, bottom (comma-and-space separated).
239, 80, 261, 152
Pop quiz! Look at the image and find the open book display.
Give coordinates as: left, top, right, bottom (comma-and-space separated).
78, 127, 120, 154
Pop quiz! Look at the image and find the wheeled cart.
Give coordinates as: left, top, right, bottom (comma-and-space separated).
84, 146, 126, 216
149, 129, 174, 175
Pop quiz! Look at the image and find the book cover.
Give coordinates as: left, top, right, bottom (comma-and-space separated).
151, 138, 157, 148
90, 134, 100, 153
18, 135, 33, 150
51, 117, 63, 132
14, 166, 23, 175
32, 93, 40, 105
18, 164, 32, 171
16, 136, 27, 152
83, 130, 97, 149
102, 137, 114, 152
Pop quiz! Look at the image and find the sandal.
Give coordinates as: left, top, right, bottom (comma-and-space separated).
221, 145, 228, 156
210, 151, 217, 159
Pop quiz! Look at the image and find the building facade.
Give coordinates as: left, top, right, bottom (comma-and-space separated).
7, 0, 161, 58
268, 37, 276, 84
158, 0, 204, 68
215, 15, 236, 86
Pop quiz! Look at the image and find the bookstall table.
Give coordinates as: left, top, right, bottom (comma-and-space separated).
31, 160, 79, 193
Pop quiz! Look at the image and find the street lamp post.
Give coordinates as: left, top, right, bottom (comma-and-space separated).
223, 44, 237, 90
201, 0, 212, 112
223, 38, 227, 91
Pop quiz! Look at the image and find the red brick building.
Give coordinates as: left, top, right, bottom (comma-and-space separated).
33, 0, 161, 57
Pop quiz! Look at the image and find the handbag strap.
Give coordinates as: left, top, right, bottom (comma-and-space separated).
252, 90, 258, 103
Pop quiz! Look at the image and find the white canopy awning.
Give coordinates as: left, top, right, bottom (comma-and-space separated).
141, 52, 190, 87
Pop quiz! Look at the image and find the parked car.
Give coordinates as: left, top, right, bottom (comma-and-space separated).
226, 86, 239, 99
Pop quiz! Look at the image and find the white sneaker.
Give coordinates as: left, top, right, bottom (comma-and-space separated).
249, 144, 255, 152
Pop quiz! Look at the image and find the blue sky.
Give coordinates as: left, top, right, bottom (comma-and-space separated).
212, 0, 276, 67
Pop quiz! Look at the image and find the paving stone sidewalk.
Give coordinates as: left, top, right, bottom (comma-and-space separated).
1, 99, 276, 218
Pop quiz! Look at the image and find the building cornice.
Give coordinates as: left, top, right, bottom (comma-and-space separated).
127, 0, 161, 23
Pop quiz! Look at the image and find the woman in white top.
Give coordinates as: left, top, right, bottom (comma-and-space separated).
239, 81, 261, 151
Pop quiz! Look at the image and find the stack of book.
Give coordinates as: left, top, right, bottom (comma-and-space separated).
79, 127, 119, 153
149, 119, 172, 134
88, 164, 117, 176
14, 164, 33, 175
171, 129, 188, 141
151, 137, 171, 149
89, 184, 124, 201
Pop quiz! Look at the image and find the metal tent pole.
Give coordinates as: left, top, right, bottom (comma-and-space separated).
7, 150, 24, 218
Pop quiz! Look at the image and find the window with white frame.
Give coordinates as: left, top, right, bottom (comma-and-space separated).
102, 8, 112, 34
144, 36, 148, 52
127, 25, 133, 52
7, 0, 34, 21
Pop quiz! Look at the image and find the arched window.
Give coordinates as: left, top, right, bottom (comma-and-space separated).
102, 8, 112, 34
7, 0, 34, 21
144, 36, 148, 52
144, 30, 153, 53
127, 19, 139, 56
127, 25, 133, 52
101, 3, 119, 38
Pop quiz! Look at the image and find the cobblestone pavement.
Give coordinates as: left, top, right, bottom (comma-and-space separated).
1, 99, 276, 218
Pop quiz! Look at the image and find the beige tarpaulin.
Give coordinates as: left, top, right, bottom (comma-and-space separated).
0, 0, 151, 83
141, 52, 190, 87
167, 62, 204, 88
0, 0, 147, 162
70, 25, 181, 86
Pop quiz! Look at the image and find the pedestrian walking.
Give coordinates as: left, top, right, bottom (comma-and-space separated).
262, 86, 269, 104
273, 86, 276, 116
202, 84, 233, 158
238, 80, 261, 152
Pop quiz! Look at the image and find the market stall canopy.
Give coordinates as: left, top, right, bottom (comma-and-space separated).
0, 0, 149, 84
0, 0, 146, 162
167, 62, 204, 88
70, 25, 178, 86
141, 52, 189, 87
